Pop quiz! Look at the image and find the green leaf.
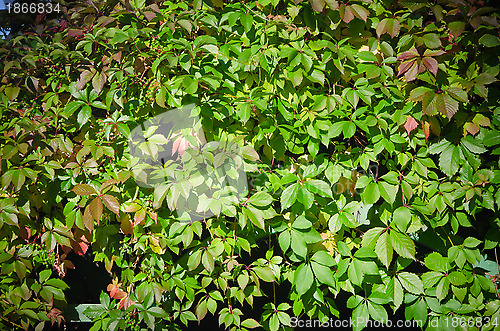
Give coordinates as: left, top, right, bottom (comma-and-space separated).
291, 230, 308, 258
439, 145, 460, 176
362, 182, 380, 204
397, 272, 423, 294
77, 105, 92, 127
425, 252, 449, 272
390, 231, 415, 259
311, 251, 335, 267
358, 51, 378, 62
248, 191, 273, 207
311, 261, 335, 287
281, 183, 299, 211
479, 34, 500, 47
304, 180, 332, 198
393, 206, 411, 232
378, 181, 397, 204
295, 264, 314, 295
463, 237, 482, 248
375, 231, 392, 268
422, 33, 441, 48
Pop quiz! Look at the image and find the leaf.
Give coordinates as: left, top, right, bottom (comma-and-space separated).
72, 184, 97, 196
102, 195, 120, 215
422, 33, 441, 48
310, 0, 325, 12
422, 57, 438, 76
425, 252, 449, 272
241, 13, 253, 33
446, 87, 468, 103
479, 34, 500, 47
448, 21, 466, 38
404, 115, 418, 134
241, 145, 260, 161
83, 205, 94, 232
397, 47, 419, 61
393, 206, 411, 232
92, 71, 107, 94
311, 261, 335, 287
390, 231, 415, 259
77, 105, 92, 127
362, 182, 380, 204
358, 51, 378, 62
409, 87, 432, 102
241, 319, 261, 329
439, 144, 460, 176
89, 197, 103, 221
281, 183, 299, 211
294, 264, 314, 295
375, 231, 392, 268
378, 181, 397, 204
304, 180, 332, 198
248, 191, 273, 207
77, 70, 94, 91
377, 18, 400, 38
350, 4, 369, 22
397, 272, 424, 294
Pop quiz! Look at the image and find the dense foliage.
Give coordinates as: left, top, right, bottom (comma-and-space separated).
1, 0, 500, 330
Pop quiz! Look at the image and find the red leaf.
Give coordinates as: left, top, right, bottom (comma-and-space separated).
397, 47, 419, 61
404, 61, 419, 82
422, 57, 439, 76
76, 70, 94, 91
404, 116, 419, 134
397, 60, 415, 77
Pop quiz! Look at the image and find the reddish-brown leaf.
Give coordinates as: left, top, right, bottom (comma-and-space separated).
134, 208, 147, 226
102, 194, 120, 215
422, 57, 439, 76
83, 205, 94, 232
464, 122, 480, 136
397, 47, 419, 61
404, 61, 419, 82
72, 184, 97, 196
341, 4, 354, 23
120, 215, 134, 235
92, 71, 107, 94
397, 60, 415, 77
387, 19, 401, 38
89, 197, 103, 222
404, 116, 419, 134
76, 70, 94, 91
376, 19, 388, 37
